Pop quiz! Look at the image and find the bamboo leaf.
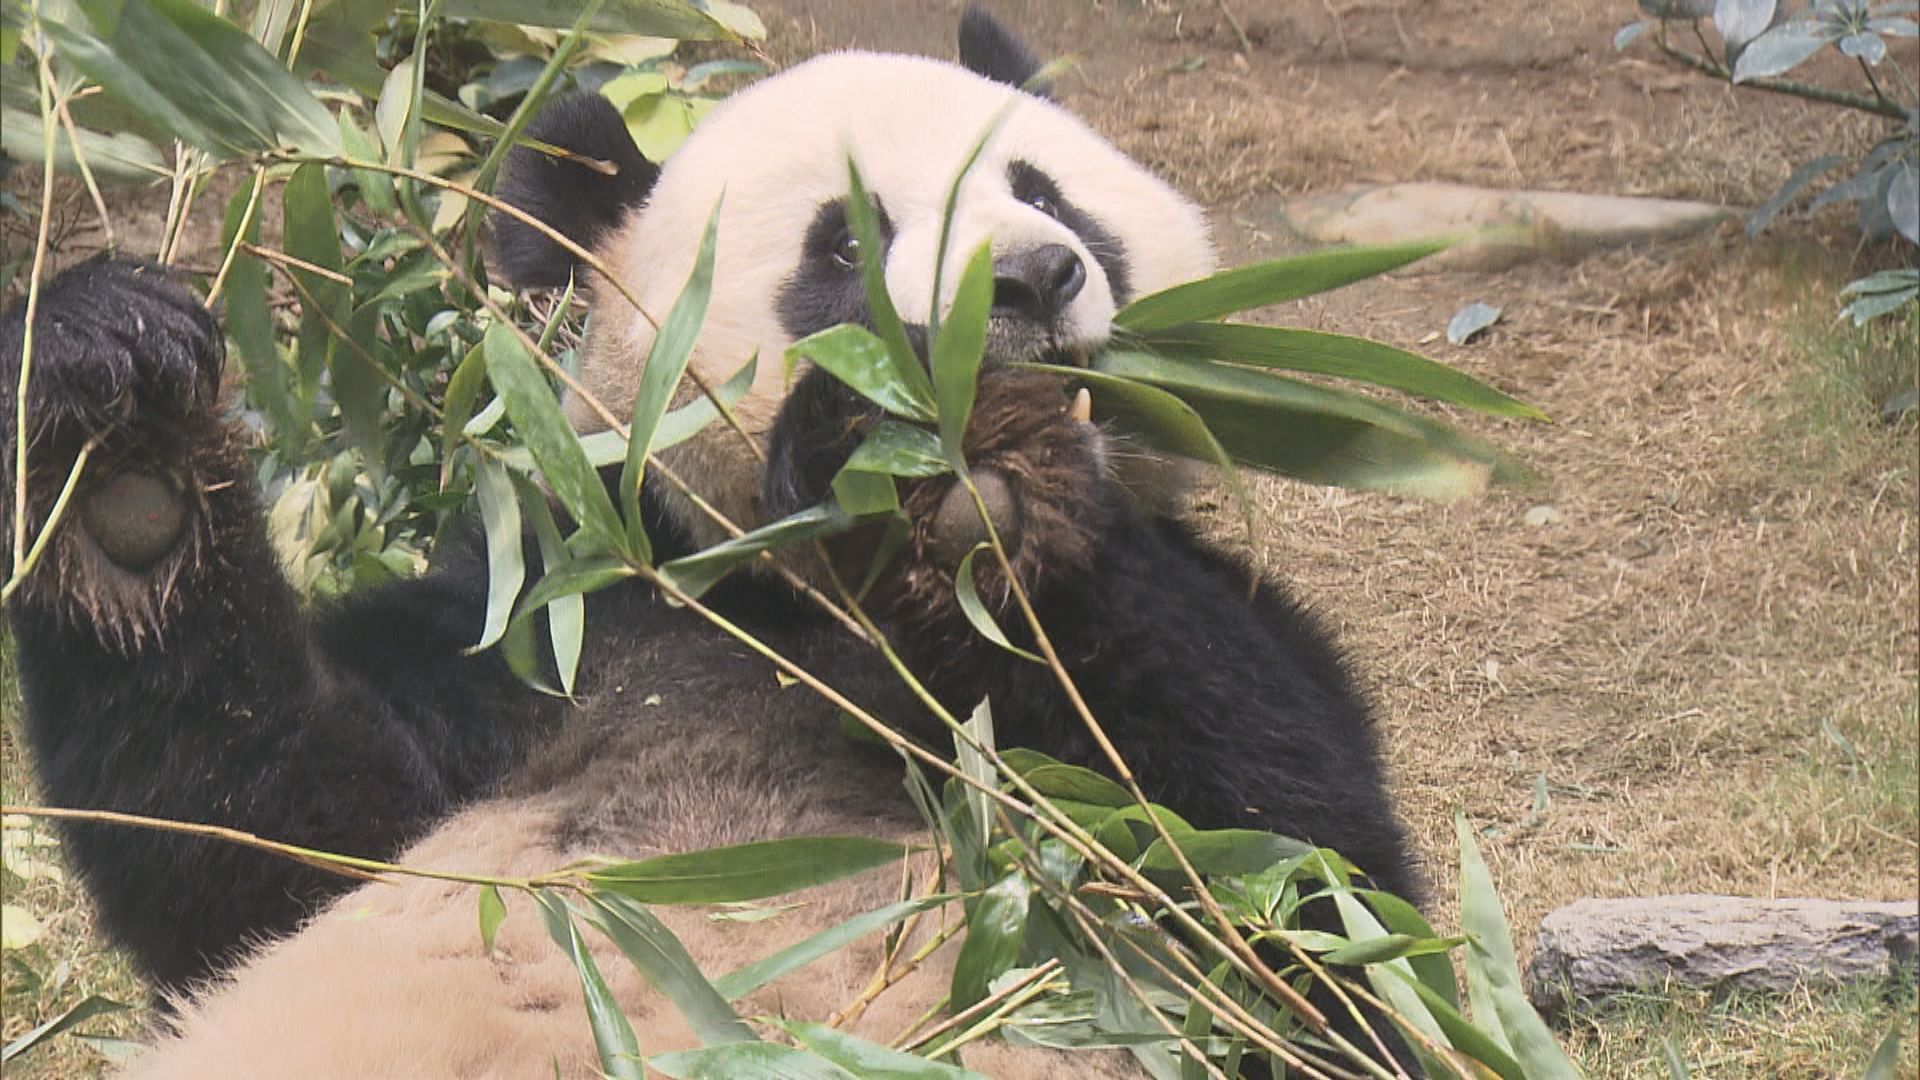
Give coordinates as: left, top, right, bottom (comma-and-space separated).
532, 889, 644, 1079
0, 107, 167, 183
438, 0, 760, 39
1114, 240, 1449, 332
481, 323, 626, 553
1026, 364, 1253, 524
586, 836, 911, 905
845, 159, 935, 405
775, 1020, 990, 1079
282, 162, 345, 400
1134, 322, 1544, 419
787, 324, 936, 423
954, 545, 1043, 662
1139, 828, 1315, 877
951, 870, 1031, 1011
0, 995, 132, 1064
933, 243, 994, 468
655, 504, 866, 600
580, 892, 756, 1047
649, 1042, 859, 1079
220, 184, 299, 441
469, 458, 525, 654
1094, 350, 1534, 500
841, 421, 950, 478
1456, 814, 1581, 1078
714, 895, 956, 1002
51, 0, 340, 158
622, 198, 721, 562
478, 885, 507, 953
1332, 889, 1451, 1055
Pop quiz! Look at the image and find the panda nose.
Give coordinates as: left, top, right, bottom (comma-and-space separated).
992, 244, 1086, 322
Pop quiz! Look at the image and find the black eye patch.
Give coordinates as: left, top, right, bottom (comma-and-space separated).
1007, 160, 1132, 305
777, 196, 895, 341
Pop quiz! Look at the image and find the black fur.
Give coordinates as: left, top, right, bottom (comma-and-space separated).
493, 93, 660, 288
959, 5, 1053, 97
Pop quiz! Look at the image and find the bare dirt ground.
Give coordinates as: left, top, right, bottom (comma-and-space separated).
769, 0, 1920, 1028
3, 0, 1914, 1075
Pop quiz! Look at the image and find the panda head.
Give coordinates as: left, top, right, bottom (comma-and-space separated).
495, 7, 1215, 549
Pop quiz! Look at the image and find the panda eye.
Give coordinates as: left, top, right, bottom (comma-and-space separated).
830, 230, 862, 269
1024, 191, 1060, 219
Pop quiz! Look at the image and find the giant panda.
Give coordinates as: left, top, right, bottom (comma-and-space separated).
0, 8, 1420, 1077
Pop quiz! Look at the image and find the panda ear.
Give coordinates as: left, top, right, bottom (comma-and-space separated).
958, 6, 1053, 98
493, 93, 659, 289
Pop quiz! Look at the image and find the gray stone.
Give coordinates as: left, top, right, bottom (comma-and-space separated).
1528, 895, 1919, 1010
1269, 182, 1732, 271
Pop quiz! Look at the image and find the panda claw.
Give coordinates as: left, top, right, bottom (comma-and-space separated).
1068, 387, 1092, 424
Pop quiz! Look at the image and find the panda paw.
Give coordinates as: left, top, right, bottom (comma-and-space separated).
1, 255, 223, 457
3, 257, 227, 616
893, 368, 1112, 614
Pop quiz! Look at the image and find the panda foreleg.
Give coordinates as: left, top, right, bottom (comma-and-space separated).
2, 257, 545, 991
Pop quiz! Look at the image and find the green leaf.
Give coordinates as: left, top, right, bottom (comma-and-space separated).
566, 354, 761, 469
655, 504, 864, 600
1094, 350, 1532, 500
954, 545, 1043, 662
0, 107, 167, 183
0, 994, 132, 1064
513, 479, 614, 697
469, 458, 526, 654
775, 1020, 990, 1079
440, 343, 487, 482
1355, 888, 1461, 1013
1320, 932, 1464, 966
1139, 828, 1314, 877
1332, 889, 1450, 1056
845, 160, 934, 404
1456, 813, 1581, 1078
1114, 240, 1448, 332
438, 0, 758, 39
1134, 322, 1544, 420
481, 322, 626, 553
478, 885, 507, 953
623, 198, 721, 561
51, 0, 340, 158
282, 162, 345, 400
586, 836, 911, 905
1862, 1026, 1904, 1080
829, 468, 901, 517
1005, 756, 1132, 809
714, 895, 956, 1002
1031, 364, 1252, 524
1380, 965, 1527, 1080
532, 889, 644, 1079
787, 325, 936, 423
579, 892, 756, 1047
841, 421, 951, 478
649, 1042, 858, 1080
513, 555, 635, 631
933, 243, 994, 468
951, 870, 1031, 1010
220, 182, 300, 442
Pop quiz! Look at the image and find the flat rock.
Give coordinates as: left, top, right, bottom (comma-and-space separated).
1267, 182, 1732, 271
1529, 895, 1919, 1010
